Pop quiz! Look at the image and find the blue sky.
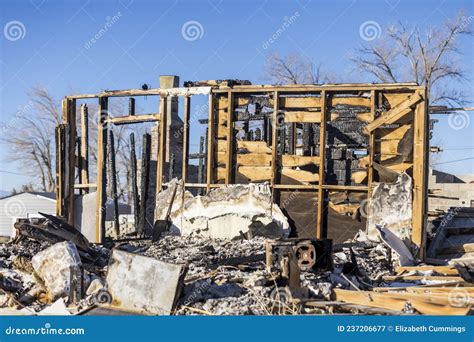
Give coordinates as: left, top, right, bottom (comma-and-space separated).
0, 0, 473, 191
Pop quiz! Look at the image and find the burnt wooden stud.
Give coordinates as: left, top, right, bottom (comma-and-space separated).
95, 97, 108, 243
80, 104, 89, 193
182, 96, 190, 182
225, 91, 234, 184
130, 133, 140, 231
138, 133, 151, 235
76, 137, 82, 189
156, 97, 168, 192
129, 97, 135, 116
108, 130, 120, 237
60, 99, 76, 227
55, 124, 67, 217
206, 94, 214, 192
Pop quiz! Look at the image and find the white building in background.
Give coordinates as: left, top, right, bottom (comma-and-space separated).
0, 192, 56, 237
429, 169, 474, 212
0, 192, 133, 238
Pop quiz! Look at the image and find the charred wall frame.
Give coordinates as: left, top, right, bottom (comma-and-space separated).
57, 83, 429, 256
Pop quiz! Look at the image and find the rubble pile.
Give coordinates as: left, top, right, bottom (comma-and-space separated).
0, 184, 471, 316
0, 227, 397, 315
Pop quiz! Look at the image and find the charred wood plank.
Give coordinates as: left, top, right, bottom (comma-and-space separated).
138, 133, 151, 235
108, 130, 120, 237
130, 133, 139, 231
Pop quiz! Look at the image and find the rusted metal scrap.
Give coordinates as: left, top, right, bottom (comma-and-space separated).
266, 238, 333, 273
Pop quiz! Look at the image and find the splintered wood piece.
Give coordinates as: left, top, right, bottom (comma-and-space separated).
395, 265, 459, 276
217, 166, 319, 183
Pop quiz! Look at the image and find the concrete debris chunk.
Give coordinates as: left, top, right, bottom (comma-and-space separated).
106, 249, 187, 315
31, 241, 82, 301
164, 182, 289, 239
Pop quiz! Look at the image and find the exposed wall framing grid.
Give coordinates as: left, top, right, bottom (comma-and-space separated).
58, 82, 428, 255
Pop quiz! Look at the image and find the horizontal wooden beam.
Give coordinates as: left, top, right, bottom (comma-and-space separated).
66, 86, 212, 99
281, 155, 320, 167
66, 84, 422, 100
74, 183, 97, 189
395, 265, 459, 276
108, 114, 161, 125
217, 166, 319, 183
284, 111, 339, 123
322, 184, 368, 191
334, 289, 470, 315
212, 83, 421, 93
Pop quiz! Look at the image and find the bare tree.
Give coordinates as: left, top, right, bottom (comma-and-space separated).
1, 87, 59, 191
263, 53, 333, 85
1, 87, 145, 195
351, 12, 473, 105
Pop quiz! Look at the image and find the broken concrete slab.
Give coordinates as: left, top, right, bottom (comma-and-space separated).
165, 183, 289, 239
31, 241, 82, 301
106, 249, 187, 315
367, 172, 412, 242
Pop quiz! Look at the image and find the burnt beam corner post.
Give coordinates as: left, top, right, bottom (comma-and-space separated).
316, 91, 327, 239
412, 87, 429, 258
57, 98, 76, 226
96, 97, 108, 244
